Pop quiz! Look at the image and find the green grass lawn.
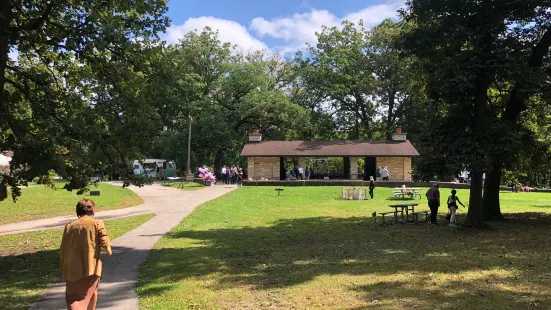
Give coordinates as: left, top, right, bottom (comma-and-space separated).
0, 182, 144, 224
138, 187, 551, 309
0, 214, 154, 310
162, 182, 206, 191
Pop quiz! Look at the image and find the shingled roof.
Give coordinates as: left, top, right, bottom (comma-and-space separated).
240, 140, 420, 157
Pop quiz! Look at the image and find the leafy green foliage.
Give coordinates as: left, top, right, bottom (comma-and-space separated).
1, 0, 170, 200
401, 0, 551, 225
149, 29, 310, 170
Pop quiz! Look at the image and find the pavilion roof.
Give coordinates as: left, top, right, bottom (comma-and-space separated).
240, 140, 420, 157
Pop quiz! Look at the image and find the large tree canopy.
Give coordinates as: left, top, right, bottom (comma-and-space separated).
148, 29, 309, 172
401, 0, 551, 226
1, 0, 170, 199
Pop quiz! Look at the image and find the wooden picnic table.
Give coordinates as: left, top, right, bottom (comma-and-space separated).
166, 176, 185, 189
388, 203, 419, 223
393, 188, 423, 199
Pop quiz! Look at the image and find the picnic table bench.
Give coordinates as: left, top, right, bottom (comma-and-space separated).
166, 176, 186, 189
392, 187, 422, 199
411, 210, 429, 222
378, 203, 421, 224
378, 210, 398, 224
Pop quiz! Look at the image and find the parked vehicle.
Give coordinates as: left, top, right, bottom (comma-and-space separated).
132, 159, 176, 179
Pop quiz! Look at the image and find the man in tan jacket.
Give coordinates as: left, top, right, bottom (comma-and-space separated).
60, 199, 112, 310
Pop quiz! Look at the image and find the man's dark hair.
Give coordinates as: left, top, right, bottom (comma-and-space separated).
76, 199, 96, 217
451, 189, 457, 195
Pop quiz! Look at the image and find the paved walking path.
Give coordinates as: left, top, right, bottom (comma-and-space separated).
18, 183, 237, 310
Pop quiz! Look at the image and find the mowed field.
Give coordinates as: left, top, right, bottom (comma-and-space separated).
0, 182, 143, 224
138, 187, 551, 309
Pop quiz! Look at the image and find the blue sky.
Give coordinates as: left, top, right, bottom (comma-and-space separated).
164, 0, 404, 53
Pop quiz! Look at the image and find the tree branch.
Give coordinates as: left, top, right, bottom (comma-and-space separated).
19, 1, 57, 31
503, 26, 551, 122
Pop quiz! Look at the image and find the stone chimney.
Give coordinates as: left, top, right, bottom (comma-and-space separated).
392, 127, 406, 141
248, 129, 262, 142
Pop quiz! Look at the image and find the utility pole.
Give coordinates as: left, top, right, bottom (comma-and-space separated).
187, 115, 192, 175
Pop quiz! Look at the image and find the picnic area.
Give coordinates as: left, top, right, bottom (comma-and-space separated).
138, 186, 551, 309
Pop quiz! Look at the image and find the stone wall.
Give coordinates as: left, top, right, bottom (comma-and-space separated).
403, 157, 412, 182
247, 157, 280, 180
375, 157, 412, 182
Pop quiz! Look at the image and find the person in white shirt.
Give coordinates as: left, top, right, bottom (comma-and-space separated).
298, 164, 304, 180
221, 165, 227, 184
381, 166, 390, 181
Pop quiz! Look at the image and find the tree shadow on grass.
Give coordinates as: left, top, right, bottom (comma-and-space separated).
138, 213, 551, 308
0, 249, 59, 310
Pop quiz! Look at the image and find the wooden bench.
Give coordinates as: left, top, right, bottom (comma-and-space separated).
379, 211, 398, 224
393, 191, 422, 200
393, 191, 405, 199
411, 211, 429, 223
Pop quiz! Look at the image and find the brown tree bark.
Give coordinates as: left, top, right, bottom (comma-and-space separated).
483, 161, 504, 221
465, 70, 490, 227
386, 90, 395, 140
0, 1, 12, 112
214, 151, 223, 180
0, 179, 8, 201
465, 170, 487, 227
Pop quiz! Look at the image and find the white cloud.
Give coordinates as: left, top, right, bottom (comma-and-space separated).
250, 1, 405, 53
166, 16, 269, 52
345, 3, 404, 25
251, 10, 338, 46
163, 1, 404, 54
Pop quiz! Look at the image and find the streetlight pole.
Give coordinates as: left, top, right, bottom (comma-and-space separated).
187, 115, 192, 175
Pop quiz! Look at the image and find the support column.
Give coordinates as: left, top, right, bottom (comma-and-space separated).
350, 157, 358, 180
344, 157, 351, 179
280, 157, 285, 180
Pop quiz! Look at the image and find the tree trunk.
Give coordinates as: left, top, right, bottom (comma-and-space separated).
0, 0, 12, 112
214, 151, 223, 180
464, 170, 487, 227
483, 161, 504, 221
464, 67, 490, 227
0, 179, 8, 201
354, 106, 360, 140
386, 90, 395, 140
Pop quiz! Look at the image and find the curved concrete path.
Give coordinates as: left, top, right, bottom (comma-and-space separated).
5, 183, 237, 310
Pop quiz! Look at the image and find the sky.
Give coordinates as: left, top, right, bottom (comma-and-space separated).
7, 0, 404, 61
164, 0, 405, 54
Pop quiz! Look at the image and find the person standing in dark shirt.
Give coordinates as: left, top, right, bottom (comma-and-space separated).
425, 184, 440, 225
368, 176, 375, 199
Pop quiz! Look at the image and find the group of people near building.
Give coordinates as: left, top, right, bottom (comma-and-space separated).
286, 164, 311, 180
221, 164, 243, 186
376, 166, 390, 181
